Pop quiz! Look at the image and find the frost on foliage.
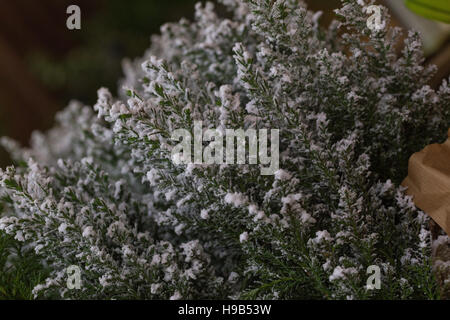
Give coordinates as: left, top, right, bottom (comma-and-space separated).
0, 0, 449, 299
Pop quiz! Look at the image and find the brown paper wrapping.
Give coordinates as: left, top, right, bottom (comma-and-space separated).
402, 129, 450, 236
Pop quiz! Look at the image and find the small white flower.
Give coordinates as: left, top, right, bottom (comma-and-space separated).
274, 169, 292, 181
82, 226, 95, 238
170, 291, 182, 300
151, 283, 161, 294
14, 231, 25, 242
200, 209, 209, 220
58, 223, 68, 234
239, 232, 249, 243
224, 192, 248, 207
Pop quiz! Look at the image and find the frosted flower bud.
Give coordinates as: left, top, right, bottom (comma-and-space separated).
239, 232, 249, 243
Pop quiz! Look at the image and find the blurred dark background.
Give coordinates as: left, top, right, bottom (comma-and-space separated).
0, 0, 448, 167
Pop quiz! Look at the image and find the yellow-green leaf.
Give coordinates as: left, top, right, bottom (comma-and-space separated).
405, 0, 450, 23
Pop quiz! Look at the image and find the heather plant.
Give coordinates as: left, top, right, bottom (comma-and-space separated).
0, 231, 48, 299
0, 0, 449, 299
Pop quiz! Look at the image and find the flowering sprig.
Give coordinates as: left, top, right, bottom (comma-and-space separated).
0, 0, 448, 299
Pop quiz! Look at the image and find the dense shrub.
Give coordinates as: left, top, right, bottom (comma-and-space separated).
0, 0, 449, 299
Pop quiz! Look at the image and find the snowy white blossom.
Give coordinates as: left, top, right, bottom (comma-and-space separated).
0, 0, 447, 300
239, 232, 249, 243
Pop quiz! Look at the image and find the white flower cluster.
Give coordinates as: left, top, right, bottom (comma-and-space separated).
0, 0, 449, 299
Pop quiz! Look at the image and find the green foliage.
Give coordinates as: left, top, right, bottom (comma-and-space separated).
405, 0, 450, 23
0, 231, 48, 300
